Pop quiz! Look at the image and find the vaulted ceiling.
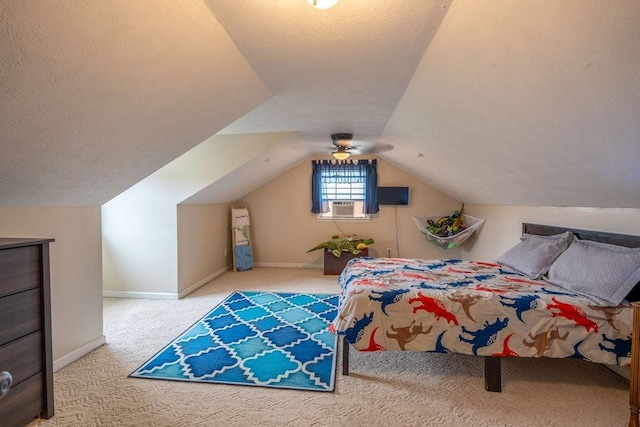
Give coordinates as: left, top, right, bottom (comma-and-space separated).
1, 0, 639, 207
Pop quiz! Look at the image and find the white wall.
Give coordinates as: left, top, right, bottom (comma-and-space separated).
462, 205, 640, 261
102, 189, 179, 297
177, 203, 231, 296
238, 157, 463, 266
102, 133, 286, 297
238, 174, 640, 267
0, 207, 104, 368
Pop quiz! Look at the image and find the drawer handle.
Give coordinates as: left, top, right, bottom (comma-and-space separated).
0, 371, 12, 399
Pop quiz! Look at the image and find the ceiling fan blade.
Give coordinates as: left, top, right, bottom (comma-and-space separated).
325, 133, 393, 156
356, 143, 394, 154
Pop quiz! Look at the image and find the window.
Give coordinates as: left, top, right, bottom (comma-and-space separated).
311, 159, 378, 219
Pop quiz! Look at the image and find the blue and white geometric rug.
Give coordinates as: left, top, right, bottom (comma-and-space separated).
129, 291, 339, 392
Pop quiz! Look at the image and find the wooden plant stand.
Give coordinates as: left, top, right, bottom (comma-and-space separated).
323, 248, 368, 275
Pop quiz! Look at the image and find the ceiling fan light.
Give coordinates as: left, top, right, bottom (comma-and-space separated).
332, 151, 350, 160
307, 0, 339, 9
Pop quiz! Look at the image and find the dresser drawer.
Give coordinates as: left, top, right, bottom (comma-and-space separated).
0, 372, 43, 427
0, 331, 42, 386
0, 288, 41, 346
0, 246, 40, 297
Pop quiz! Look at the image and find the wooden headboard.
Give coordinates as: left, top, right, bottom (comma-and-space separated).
522, 223, 640, 249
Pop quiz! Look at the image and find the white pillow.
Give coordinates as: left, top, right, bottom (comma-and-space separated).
546, 239, 640, 306
496, 231, 575, 279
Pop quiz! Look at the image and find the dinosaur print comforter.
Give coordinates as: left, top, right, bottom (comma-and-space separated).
330, 258, 633, 366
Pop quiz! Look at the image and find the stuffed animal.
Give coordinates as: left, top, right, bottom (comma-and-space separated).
426, 203, 466, 237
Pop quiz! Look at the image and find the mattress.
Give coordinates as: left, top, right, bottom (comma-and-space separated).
330, 258, 633, 366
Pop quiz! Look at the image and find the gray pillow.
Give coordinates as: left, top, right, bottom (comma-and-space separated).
496, 231, 575, 279
546, 239, 640, 307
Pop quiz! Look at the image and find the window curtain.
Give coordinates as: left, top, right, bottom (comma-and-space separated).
310, 159, 378, 214
311, 160, 330, 214
363, 159, 379, 214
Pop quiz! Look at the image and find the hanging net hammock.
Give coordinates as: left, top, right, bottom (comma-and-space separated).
412, 214, 486, 250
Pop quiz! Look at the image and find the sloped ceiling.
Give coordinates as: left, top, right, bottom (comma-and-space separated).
0, 0, 270, 206
1, 0, 639, 208
182, 133, 304, 204
206, 0, 450, 147
133, 132, 295, 205
382, 0, 640, 208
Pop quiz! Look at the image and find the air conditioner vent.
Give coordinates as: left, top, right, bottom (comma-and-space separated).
332, 201, 355, 218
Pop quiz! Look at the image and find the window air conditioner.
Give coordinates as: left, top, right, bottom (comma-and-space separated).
332, 201, 355, 218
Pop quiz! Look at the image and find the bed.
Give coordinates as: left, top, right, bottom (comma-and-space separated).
331, 223, 640, 397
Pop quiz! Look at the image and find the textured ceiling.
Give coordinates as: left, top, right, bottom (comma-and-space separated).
382, 0, 640, 208
203, 0, 452, 150
182, 133, 305, 204
1, 0, 639, 208
0, 0, 269, 205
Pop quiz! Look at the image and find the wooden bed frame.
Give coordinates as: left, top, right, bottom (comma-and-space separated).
338, 223, 640, 423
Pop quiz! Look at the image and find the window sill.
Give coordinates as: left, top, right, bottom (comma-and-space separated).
316, 217, 371, 222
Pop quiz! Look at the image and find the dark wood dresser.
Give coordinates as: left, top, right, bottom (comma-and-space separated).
0, 238, 54, 426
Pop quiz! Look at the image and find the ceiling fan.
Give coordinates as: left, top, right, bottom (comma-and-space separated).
329, 133, 393, 160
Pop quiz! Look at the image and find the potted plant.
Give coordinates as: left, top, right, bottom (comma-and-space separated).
307, 235, 374, 275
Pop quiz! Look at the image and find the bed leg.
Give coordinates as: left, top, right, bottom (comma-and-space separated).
484, 356, 501, 392
342, 336, 350, 376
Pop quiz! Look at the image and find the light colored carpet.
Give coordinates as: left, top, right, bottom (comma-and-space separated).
30, 268, 630, 427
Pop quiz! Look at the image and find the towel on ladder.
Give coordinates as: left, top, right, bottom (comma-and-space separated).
234, 244, 254, 271
232, 208, 250, 228
234, 226, 250, 245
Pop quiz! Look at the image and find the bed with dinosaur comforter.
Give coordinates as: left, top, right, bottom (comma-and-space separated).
331, 223, 640, 392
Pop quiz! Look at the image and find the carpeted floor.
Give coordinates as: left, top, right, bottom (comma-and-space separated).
30, 268, 630, 426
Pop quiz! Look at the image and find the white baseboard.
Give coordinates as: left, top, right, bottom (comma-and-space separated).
255, 262, 322, 269
178, 265, 231, 298
103, 265, 233, 300
53, 335, 106, 372
102, 290, 179, 299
